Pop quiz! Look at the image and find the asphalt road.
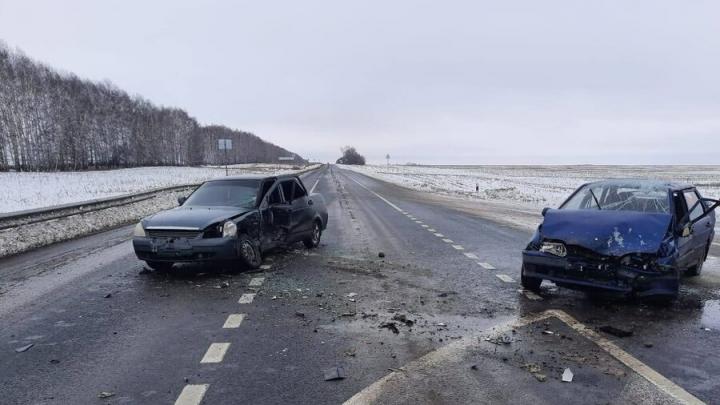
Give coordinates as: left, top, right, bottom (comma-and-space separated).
1, 165, 719, 404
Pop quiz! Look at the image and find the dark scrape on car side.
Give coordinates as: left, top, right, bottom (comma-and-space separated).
522, 180, 719, 301
132, 173, 328, 272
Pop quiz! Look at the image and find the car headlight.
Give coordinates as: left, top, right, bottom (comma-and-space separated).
133, 222, 146, 237
222, 221, 237, 238
539, 241, 567, 257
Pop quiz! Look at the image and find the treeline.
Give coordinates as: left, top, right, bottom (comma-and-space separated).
0, 44, 302, 171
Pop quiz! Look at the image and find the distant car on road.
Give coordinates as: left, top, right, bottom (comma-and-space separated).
133, 174, 328, 272
522, 180, 718, 301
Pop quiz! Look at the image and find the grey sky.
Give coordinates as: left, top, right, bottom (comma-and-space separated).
1, 0, 718, 164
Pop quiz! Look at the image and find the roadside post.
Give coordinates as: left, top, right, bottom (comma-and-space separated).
218, 139, 232, 176
386, 154, 390, 167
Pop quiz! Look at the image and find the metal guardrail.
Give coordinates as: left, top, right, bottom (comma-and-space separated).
0, 184, 201, 231
0, 164, 323, 231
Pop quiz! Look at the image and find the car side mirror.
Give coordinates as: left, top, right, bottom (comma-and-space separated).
541, 207, 551, 216
177, 196, 187, 206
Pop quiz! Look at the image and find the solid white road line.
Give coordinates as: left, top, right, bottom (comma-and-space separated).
347, 175, 405, 212
222, 314, 246, 329
248, 277, 265, 287
463, 252, 479, 260
477, 262, 495, 270
496, 274, 514, 283
452, 245, 464, 250
200, 343, 230, 364
309, 177, 321, 194
434, 233, 445, 237
175, 384, 209, 405
238, 293, 256, 304
442, 238, 454, 243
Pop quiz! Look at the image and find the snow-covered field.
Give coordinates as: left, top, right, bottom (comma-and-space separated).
0, 164, 314, 214
342, 164, 720, 211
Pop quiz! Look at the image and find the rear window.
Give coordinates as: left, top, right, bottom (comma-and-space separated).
561, 183, 670, 213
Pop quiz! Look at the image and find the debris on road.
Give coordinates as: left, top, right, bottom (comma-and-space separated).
378, 252, 385, 258
98, 392, 115, 399
599, 325, 633, 338
562, 368, 574, 382
346, 292, 358, 298
483, 335, 512, 345
323, 366, 346, 381
214, 281, 229, 289
391, 313, 414, 327
344, 348, 356, 357
523, 363, 546, 382
103, 293, 112, 298
644, 342, 654, 348
379, 321, 400, 334
14, 344, 34, 353
295, 312, 305, 318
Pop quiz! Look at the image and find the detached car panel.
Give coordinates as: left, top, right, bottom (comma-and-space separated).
521, 180, 718, 299
132, 172, 328, 271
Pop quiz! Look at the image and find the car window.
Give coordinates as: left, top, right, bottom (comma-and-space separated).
280, 181, 294, 203
183, 180, 260, 208
293, 180, 307, 200
561, 183, 670, 213
684, 190, 704, 221
267, 186, 284, 205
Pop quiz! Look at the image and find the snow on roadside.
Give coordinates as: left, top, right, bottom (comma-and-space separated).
340, 164, 720, 212
0, 164, 314, 214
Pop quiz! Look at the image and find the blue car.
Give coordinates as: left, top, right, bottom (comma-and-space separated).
522, 180, 718, 300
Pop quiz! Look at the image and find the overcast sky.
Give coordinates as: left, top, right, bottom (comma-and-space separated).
1, 1, 719, 164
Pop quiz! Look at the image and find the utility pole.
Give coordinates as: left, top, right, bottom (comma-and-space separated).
386, 154, 390, 166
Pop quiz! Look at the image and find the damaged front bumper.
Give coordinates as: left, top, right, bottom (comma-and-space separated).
133, 236, 238, 262
522, 250, 679, 297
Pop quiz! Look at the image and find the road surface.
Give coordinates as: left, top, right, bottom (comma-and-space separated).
1, 165, 719, 404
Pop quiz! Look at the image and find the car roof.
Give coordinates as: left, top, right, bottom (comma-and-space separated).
585, 179, 694, 191
206, 174, 298, 182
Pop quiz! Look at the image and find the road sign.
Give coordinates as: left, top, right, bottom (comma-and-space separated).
218, 139, 232, 150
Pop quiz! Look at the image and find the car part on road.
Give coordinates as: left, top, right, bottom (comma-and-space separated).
146, 261, 173, 273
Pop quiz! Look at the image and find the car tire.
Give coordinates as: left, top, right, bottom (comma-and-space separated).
146, 261, 173, 273
237, 234, 262, 270
303, 221, 322, 249
521, 264, 542, 292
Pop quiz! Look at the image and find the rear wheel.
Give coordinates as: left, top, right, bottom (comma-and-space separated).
521, 264, 542, 292
146, 261, 173, 273
237, 234, 262, 270
303, 221, 322, 249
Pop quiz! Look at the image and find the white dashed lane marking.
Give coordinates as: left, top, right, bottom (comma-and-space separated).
421, 224, 429, 228
496, 274, 515, 283
175, 384, 209, 405
248, 277, 265, 287
442, 238, 454, 243
222, 314, 246, 329
427, 228, 436, 232
478, 262, 496, 270
434, 233, 445, 237
520, 289, 543, 301
463, 252, 479, 260
238, 293, 256, 304
200, 343, 231, 364
452, 245, 464, 250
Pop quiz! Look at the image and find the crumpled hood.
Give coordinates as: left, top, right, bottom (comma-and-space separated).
541, 209, 673, 256
144, 206, 251, 230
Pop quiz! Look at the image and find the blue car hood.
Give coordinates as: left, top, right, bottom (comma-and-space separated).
541, 209, 672, 256
144, 206, 252, 230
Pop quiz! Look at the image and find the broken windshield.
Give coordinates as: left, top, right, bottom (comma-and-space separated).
560, 183, 670, 213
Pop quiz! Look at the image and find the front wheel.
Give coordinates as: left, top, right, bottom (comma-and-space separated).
686, 243, 709, 277
521, 264, 542, 292
237, 234, 262, 269
303, 222, 322, 249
